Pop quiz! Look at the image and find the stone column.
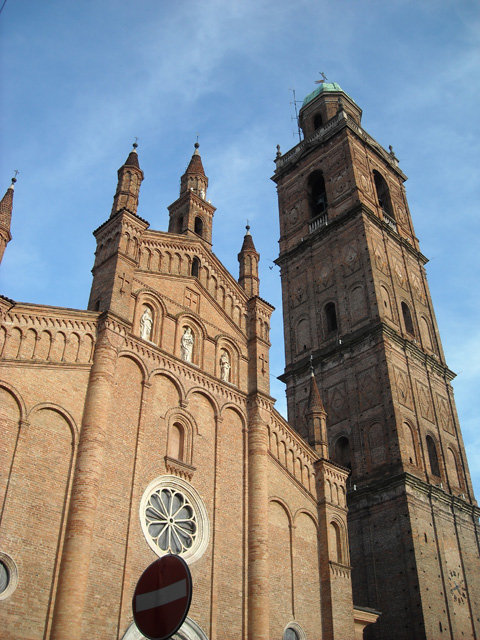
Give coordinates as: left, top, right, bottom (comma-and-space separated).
50, 326, 118, 639
247, 399, 270, 639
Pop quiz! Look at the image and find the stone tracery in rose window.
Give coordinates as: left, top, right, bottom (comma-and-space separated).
145, 487, 198, 555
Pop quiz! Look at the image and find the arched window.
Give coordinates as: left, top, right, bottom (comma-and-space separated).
313, 113, 323, 130
325, 302, 338, 333
194, 216, 203, 237
178, 216, 184, 233
308, 171, 328, 218
283, 622, 307, 640
426, 435, 440, 477
168, 422, 185, 461
191, 257, 200, 277
373, 170, 394, 219
335, 436, 351, 470
401, 302, 415, 336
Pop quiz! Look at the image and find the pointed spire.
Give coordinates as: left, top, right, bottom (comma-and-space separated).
305, 361, 329, 457
124, 141, 140, 169
110, 142, 144, 218
308, 367, 326, 413
238, 223, 260, 298
241, 224, 257, 252
180, 142, 208, 198
186, 142, 205, 175
0, 174, 17, 265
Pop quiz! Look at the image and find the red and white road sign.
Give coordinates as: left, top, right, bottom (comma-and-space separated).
132, 555, 192, 640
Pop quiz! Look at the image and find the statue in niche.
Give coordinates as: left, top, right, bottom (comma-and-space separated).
140, 307, 153, 341
220, 350, 231, 382
181, 327, 194, 362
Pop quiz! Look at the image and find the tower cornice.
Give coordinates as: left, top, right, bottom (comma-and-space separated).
272, 111, 407, 183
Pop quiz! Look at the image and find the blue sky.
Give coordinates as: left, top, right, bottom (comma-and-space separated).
1, 1, 479, 497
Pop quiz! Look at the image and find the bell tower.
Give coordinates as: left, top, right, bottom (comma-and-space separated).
273, 82, 480, 639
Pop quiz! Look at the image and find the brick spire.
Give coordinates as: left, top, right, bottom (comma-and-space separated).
179, 142, 208, 199
0, 175, 16, 265
110, 142, 144, 218
305, 368, 329, 457
238, 225, 260, 298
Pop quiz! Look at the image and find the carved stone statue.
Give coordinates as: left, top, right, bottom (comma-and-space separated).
181, 327, 194, 362
140, 307, 153, 341
220, 350, 231, 382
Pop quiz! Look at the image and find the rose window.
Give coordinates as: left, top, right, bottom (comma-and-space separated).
140, 476, 209, 565
145, 487, 197, 554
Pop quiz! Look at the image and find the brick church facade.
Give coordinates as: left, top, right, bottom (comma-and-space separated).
0, 83, 479, 639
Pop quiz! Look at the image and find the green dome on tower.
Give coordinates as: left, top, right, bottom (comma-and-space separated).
302, 82, 356, 107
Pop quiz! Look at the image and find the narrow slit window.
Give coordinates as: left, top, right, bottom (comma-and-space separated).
325, 302, 338, 333
402, 302, 415, 335
426, 435, 440, 477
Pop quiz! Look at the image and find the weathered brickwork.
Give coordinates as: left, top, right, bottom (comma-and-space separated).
0, 141, 359, 639
5, 81, 474, 639
273, 83, 480, 639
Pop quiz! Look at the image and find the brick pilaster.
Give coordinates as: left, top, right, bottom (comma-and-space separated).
50, 321, 118, 639
247, 398, 270, 639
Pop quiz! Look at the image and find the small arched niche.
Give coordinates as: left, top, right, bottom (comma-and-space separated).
168, 422, 185, 461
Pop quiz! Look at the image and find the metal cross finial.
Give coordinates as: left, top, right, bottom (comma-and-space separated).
13, 169, 19, 178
